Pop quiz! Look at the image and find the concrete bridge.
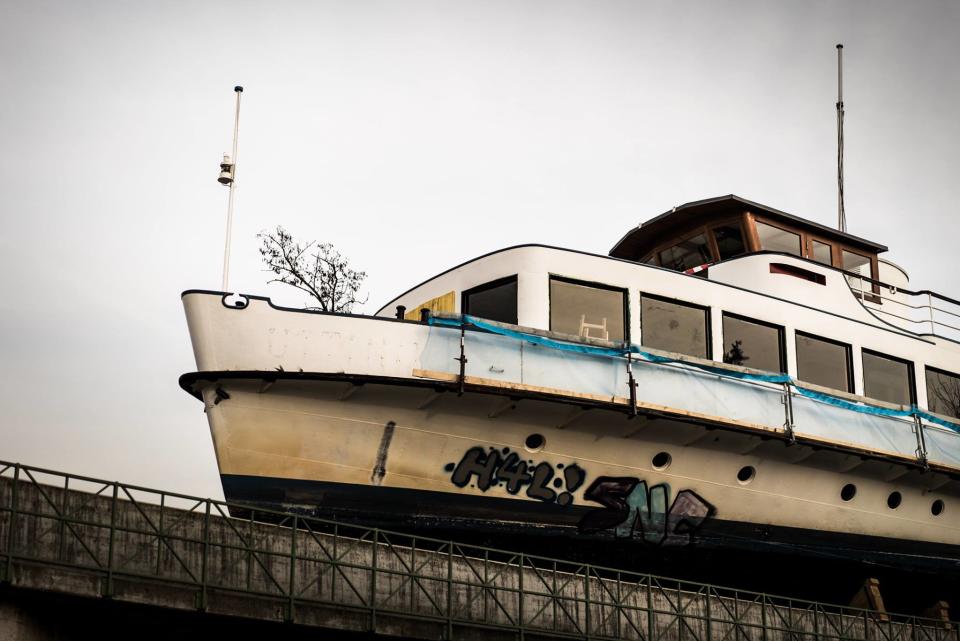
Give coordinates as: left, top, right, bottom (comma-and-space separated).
1, 460, 955, 640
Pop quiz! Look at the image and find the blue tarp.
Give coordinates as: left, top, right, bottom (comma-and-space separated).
429, 314, 960, 433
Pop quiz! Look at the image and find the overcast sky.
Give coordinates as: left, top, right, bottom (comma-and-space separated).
2, 0, 958, 499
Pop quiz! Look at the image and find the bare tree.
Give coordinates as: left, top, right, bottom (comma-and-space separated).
929, 373, 960, 419
257, 226, 368, 313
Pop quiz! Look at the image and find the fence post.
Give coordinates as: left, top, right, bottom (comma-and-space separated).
58, 476, 69, 562
914, 415, 929, 467
3, 464, 20, 583
370, 529, 378, 633
584, 564, 592, 638
929, 292, 936, 334
105, 482, 119, 597
519, 553, 525, 641
647, 576, 654, 641
761, 594, 768, 641
198, 500, 211, 611
287, 515, 297, 622
705, 587, 713, 641
446, 541, 454, 641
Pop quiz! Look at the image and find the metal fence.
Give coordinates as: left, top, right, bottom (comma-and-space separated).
1, 460, 955, 640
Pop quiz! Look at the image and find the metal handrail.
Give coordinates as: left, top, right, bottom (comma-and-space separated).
1, 459, 956, 640
845, 272, 960, 340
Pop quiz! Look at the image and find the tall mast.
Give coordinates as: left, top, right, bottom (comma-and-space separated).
836, 44, 846, 233
219, 85, 244, 292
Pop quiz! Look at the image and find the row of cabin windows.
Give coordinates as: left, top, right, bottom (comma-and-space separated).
648, 223, 748, 271
646, 218, 875, 280
756, 221, 873, 275
460, 275, 960, 420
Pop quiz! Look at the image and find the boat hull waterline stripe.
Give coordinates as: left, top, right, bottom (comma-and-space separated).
428, 314, 960, 433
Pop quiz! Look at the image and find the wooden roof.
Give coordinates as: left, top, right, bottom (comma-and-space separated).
608, 195, 888, 260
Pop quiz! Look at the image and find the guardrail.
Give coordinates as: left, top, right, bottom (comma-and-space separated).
844, 271, 960, 342
1, 460, 955, 640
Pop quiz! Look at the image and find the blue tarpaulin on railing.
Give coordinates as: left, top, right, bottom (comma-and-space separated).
429, 314, 960, 433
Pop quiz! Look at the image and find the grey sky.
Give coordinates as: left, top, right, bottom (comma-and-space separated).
2, 0, 958, 499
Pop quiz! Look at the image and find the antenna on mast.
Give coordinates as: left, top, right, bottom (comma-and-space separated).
218, 85, 244, 292
836, 45, 846, 233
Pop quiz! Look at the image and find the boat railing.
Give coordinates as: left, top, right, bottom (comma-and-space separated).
421, 313, 960, 472
842, 269, 960, 341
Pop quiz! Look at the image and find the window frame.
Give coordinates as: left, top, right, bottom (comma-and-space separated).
639, 292, 712, 358
924, 365, 960, 419
461, 275, 519, 325
753, 219, 804, 257
721, 312, 786, 373
709, 219, 749, 262
861, 348, 917, 407
548, 275, 630, 342
794, 330, 854, 393
657, 230, 714, 272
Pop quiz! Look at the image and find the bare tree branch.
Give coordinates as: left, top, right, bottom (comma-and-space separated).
257, 225, 368, 313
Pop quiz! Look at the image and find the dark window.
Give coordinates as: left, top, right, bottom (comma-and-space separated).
462, 276, 518, 325
795, 332, 852, 392
926, 367, 960, 420
722, 314, 785, 372
550, 277, 626, 341
712, 224, 747, 261
658, 234, 712, 271
756, 221, 802, 256
862, 350, 915, 406
641, 294, 710, 358
812, 240, 832, 265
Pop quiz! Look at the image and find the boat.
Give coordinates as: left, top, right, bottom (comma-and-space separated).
180, 194, 960, 605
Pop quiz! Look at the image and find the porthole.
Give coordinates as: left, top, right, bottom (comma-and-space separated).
524, 433, 545, 452
737, 466, 756, 485
652, 451, 672, 471
932, 499, 945, 516
887, 491, 902, 510
840, 483, 857, 502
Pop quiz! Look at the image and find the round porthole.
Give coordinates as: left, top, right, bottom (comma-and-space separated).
652, 451, 671, 471
887, 491, 902, 510
932, 499, 945, 517
840, 483, 857, 502
524, 433, 545, 452
737, 466, 756, 485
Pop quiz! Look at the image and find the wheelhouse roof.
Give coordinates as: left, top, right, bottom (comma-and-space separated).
608, 195, 888, 260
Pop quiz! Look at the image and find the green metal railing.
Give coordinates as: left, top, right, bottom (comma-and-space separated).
0, 460, 955, 640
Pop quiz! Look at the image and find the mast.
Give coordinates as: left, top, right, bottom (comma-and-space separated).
836, 45, 846, 233
218, 85, 244, 292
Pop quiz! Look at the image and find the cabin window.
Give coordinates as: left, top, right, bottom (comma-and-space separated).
842, 250, 871, 276
926, 367, 960, 420
550, 277, 626, 341
756, 221, 802, 256
712, 224, 746, 261
862, 350, 915, 406
658, 234, 712, 271
722, 314, 785, 373
795, 332, 852, 392
462, 276, 518, 325
640, 294, 710, 358
811, 240, 832, 266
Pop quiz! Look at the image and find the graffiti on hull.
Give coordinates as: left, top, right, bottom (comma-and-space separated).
577, 477, 715, 546
444, 447, 715, 545
445, 446, 586, 506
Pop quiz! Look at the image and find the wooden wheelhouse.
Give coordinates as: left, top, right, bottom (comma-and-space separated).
609, 195, 886, 282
